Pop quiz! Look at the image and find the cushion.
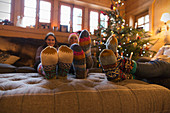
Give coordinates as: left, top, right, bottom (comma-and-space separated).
0, 73, 169, 113
0, 63, 16, 73
137, 57, 151, 62
0, 51, 20, 64
15, 66, 36, 73
157, 55, 170, 63
3, 55, 20, 64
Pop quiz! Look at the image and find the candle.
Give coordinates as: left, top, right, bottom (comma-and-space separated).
129, 52, 133, 60
93, 40, 96, 46
121, 52, 123, 57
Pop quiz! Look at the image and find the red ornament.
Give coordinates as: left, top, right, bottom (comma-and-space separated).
137, 36, 141, 40
145, 46, 149, 51
111, 4, 113, 10
101, 11, 104, 14
139, 48, 142, 55
101, 11, 106, 15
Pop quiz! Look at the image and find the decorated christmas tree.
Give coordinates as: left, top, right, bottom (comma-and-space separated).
92, 0, 156, 67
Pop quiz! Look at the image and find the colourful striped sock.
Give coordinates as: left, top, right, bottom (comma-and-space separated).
79, 30, 93, 69
105, 35, 118, 55
118, 56, 136, 75
99, 49, 126, 82
70, 43, 87, 79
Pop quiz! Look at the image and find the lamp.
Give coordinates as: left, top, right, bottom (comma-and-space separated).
160, 13, 170, 25
160, 13, 170, 44
161, 13, 170, 31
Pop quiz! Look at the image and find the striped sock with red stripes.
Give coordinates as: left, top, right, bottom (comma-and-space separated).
70, 43, 87, 79
79, 30, 93, 69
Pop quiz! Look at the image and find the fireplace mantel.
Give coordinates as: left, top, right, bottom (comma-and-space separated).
0, 25, 70, 43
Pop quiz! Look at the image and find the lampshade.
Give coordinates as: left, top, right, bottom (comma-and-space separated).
160, 13, 170, 23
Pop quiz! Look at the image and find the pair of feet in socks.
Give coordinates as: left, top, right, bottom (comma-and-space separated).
38, 45, 73, 79
38, 30, 93, 79
70, 30, 93, 78
99, 36, 136, 82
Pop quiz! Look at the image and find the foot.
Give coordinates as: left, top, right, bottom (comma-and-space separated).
70, 43, 87, 79
99, 49, 131, 82
58, 45, 73, 78
79, 30, 93, 69
118, 56, 136, 75
40, 46, 58, 79
105, 35, 118, 54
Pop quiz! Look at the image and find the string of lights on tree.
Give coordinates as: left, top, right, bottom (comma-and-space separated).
92, 0, 156, 67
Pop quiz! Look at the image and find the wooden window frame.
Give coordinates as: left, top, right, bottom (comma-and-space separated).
21, 0, 53, 29
0, 0, 15, 22
39, 0, 53, 29
136, 11, 149, 30
100, 13, 108, 29
11, 0, 15, 22
89, 9, 107, 34
58, 2, 84, 32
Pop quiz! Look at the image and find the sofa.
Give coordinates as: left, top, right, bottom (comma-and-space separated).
0, 66, 170, 113
0, 36, 170, 113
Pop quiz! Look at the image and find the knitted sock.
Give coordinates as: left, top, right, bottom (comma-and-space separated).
79, 30, 93, 69
99, 49, 128, 82
119, 56, 136, 75
105, 35, 136, 78
70, 43, 87, 79
37, 63, 46, 76
105, 35, 118, 55
58, 45, 73, 78
40, 46, 58, 79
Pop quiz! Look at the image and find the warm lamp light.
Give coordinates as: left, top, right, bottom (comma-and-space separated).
161, 13, 170, 44
160, 13, 170, 24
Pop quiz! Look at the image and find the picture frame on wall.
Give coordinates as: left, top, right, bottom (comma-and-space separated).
60, 25, 68, 32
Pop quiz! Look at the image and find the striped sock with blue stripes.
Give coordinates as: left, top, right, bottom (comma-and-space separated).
70, 43, 87, 79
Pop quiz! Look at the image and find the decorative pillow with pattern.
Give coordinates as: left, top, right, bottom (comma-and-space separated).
0, 51, 20, 65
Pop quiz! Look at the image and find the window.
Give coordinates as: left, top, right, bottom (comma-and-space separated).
100, 13, 108, 28
90, 11, 99, 34
60, 3, 83, 32
22, 0, 52, 28
23, 0, 37, 27
0, 0, 11, 21
39, 1, 51, 23
60, 5, 71, 31
73, 7, 82, 32
89, 10, 108, 35
137, 14, 149, 31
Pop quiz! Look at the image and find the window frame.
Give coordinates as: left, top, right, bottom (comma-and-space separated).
0, 0, 15, 22
58, 2, 84, 32
21, 0, 53, 29
39, 0, 52, 23
88, 9, 108, 35
136, 11, 149, 31
39, 0, 53, 29
100, 13, 108, 29
88, 9, 100, 34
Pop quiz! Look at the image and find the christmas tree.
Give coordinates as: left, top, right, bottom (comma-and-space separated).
92, 0, 156, 67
